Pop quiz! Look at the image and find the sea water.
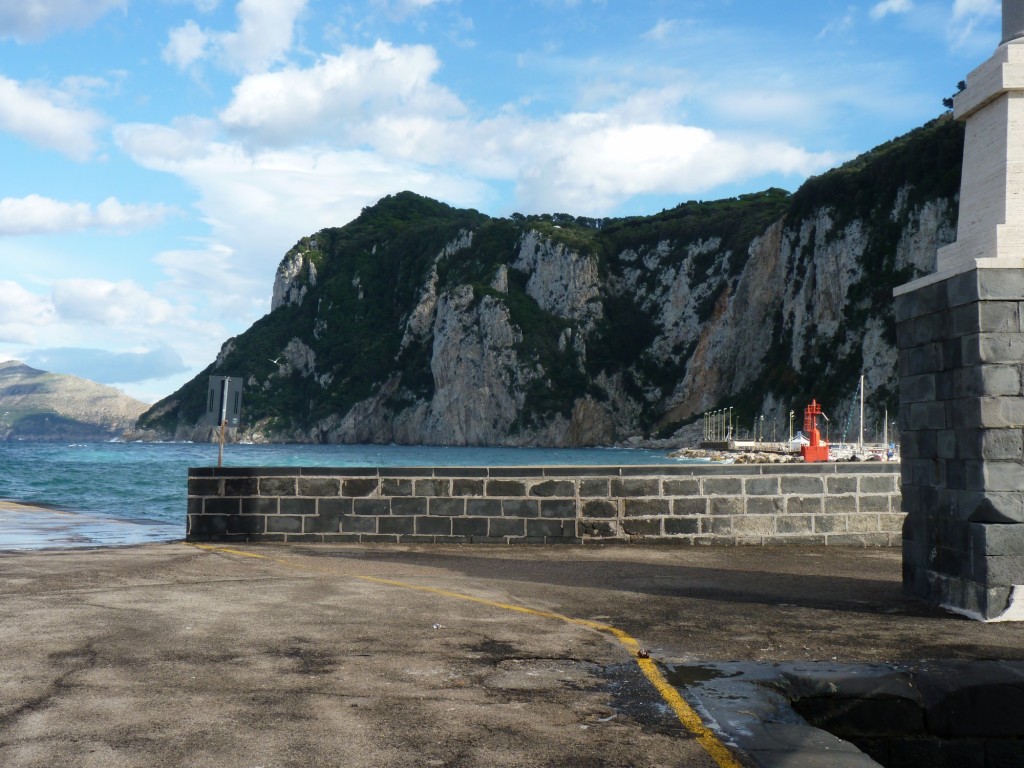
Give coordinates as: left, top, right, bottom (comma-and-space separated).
0, 441, 683, 530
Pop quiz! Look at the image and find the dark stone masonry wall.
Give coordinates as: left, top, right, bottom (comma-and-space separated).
188, 463, 902, 545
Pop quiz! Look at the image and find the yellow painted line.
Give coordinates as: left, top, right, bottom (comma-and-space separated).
191, 543, 743, 768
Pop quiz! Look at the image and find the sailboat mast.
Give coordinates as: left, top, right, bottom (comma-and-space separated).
859, 374, 865, 453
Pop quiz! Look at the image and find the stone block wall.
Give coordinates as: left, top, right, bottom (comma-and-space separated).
187, 463, 902, 546
896, 267, 1024, 619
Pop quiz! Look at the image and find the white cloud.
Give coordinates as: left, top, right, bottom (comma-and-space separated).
818, 6, 857, 39
220, 41, 465, 145
0, 195, 174, 235
0, 76, 104, 160
163, 20, 211, 70
950, 0, 1000, 47
952, 0, 999, 19
643, 19, 680, 42
500, 116, 838, 213
870, 0, 914, 21
0, 282, 55, 343
51, 279, 177, 326
0, 0, 125, 42
164, 0, 307, 74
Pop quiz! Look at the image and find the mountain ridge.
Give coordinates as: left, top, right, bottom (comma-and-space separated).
0, 360, 149, 441
135, 115, 964, 446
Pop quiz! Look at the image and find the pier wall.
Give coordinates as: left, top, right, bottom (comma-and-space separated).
187, 463, 902, 546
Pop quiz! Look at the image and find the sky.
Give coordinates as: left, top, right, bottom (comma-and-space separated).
0, 0, 1005, 404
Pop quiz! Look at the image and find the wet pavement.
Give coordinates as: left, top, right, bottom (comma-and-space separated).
0, 500, 179, 550
2, 504, 1023, 767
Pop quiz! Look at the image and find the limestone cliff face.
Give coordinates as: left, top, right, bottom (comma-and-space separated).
137, 117, 965, 446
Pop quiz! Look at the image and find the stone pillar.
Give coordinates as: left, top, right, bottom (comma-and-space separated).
896, 7, 1024, 620
896, 270, 1024, 620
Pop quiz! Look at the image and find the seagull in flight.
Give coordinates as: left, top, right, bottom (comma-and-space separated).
269, 357, 282, 365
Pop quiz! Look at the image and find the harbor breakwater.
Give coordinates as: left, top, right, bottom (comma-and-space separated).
187, 463, 902, 545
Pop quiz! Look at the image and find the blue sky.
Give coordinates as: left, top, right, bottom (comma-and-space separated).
0, 0, 1004, 403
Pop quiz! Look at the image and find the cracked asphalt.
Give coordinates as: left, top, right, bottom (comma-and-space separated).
1, 541, 1022, 767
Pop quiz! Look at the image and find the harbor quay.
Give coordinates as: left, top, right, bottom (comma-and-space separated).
2, 539, 1023, 768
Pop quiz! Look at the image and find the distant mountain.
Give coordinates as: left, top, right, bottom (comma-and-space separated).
0, 361, 148, 441
136, 115, 964, 446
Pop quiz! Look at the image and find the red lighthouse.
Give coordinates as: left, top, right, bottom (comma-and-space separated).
801, 400, 830, 463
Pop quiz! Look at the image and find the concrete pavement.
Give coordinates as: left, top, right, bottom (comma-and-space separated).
1, 539, 1022, 767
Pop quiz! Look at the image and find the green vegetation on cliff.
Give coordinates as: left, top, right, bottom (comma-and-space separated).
137, 115, 965, 445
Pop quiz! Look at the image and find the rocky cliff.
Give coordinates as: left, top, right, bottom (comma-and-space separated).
0, 361, 148, 441
136, 116, 964, 446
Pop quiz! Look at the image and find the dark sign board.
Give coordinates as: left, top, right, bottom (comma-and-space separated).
206, 376, 243, 428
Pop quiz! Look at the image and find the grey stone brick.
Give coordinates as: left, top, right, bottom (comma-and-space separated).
466, 499, 503, 517
979, 397, 1024, 428
205, 497, 240, 515
188, 514, 228, 536
673, 497, 707, 516
260, 477, 296, 496
318, 497, 353, 516
860, 475, 896, 493
267, 515, 303, 533
909, 401, 947, 431
415, 479, 450, 497
971, 522, 1024, 556
583, 499, 617, 518
732, 516, 774, 536
487, 479, 526, 497
502, 499, 539, 518
956, 364, 1022, 397
489, 518, 525, 538
528, 519, 573, 538
977, 268, 1024, 300
380, 478, 413, 497
847, 514, 880, 533
663, 478, 701, 496
579, 519, 616, 537
339, 518, 376, 536
624, 498, 670, 517
781, 476, 824, 495
226, 515, 264, 535
744, 477, 779, 495
391, 497, 427, 516
704, 477, 742, 495
531, 479, 575, 497
453, 518, 489, 537
379, 517, 415, 535
860, 495, 892, 513
815, 515, 848, 533
746, 496, 783, 515
280, 498, 316, 516
298, 477, 340, 497
452, 479, 485, 496
665, 517, 700, 535
710, 496, 743, 515
611, 478, 659, 497
353, 498, 390, 516
223, 478, 258, 497
777, 515, 814, 534
540, 499, 576, 518
901, 373, 936, 404
579, 478, 609, 497
429, 498, 465, 516
241, 497, 277, 515
827, 476, 858, 494
415, 517, 451, 536
189, 478, 221, 496
621, 519, 662, 536
342, 478, 379, 497
788, 496, 824, 514
304, 514, 343, 534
